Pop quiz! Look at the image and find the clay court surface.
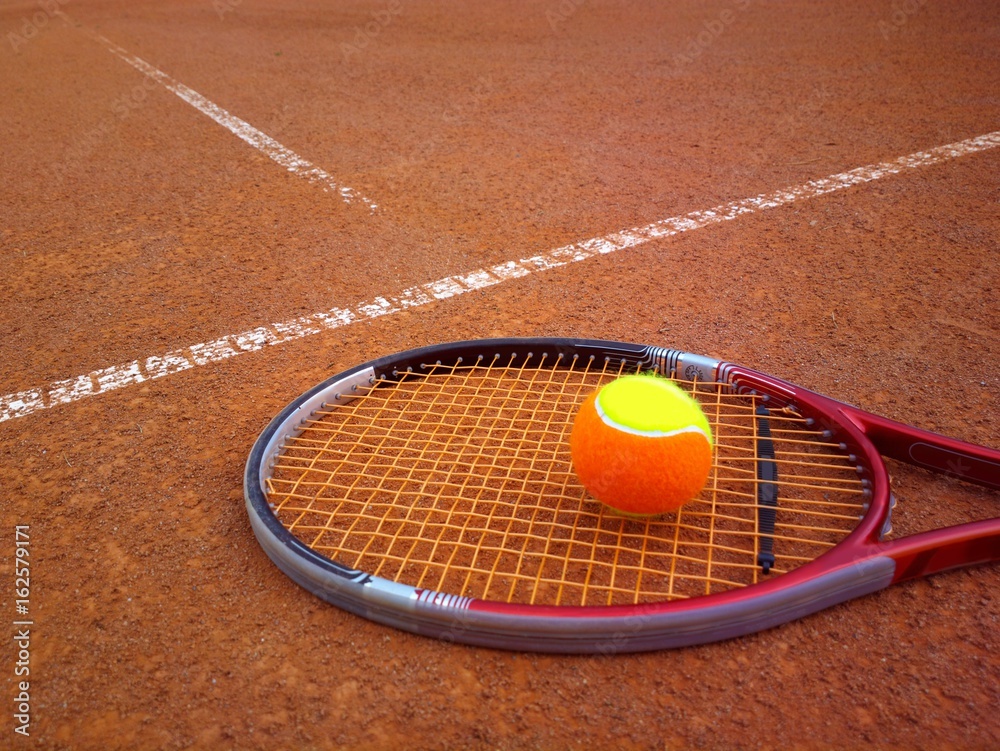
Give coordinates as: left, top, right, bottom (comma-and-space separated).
2, 0, 998, 748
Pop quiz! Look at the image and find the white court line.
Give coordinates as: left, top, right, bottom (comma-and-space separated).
3, 130, 998, 423
60, 13, 378, 212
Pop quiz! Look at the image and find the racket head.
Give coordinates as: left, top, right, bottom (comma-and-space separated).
243, 338, 912, 652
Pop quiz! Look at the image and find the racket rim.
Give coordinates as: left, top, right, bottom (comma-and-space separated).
243, 336, 998, 650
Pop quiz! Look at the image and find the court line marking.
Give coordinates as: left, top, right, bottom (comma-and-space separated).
3, 130, 998, 423
58, 12, 378, 213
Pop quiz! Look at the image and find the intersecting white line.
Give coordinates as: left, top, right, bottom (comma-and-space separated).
3, 130, 998, 423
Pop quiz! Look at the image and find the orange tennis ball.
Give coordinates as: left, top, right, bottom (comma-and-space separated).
570, 374, 713, 515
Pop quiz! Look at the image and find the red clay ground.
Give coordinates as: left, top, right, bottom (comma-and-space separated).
1, 1, 998, 748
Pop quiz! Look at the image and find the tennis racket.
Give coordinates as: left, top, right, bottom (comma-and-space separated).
244, 338, 999, 653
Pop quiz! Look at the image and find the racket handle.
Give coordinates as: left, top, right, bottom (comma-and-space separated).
879, 518, 1000, 583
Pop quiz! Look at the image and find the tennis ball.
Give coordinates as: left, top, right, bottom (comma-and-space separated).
570, 374, 713, 515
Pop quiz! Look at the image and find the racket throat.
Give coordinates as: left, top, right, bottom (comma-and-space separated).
755, 404, 780, 574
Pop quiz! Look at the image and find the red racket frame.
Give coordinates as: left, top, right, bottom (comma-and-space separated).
246, 338, 1000, 652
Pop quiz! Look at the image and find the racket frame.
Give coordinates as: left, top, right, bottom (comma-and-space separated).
245, 337, 1000, 652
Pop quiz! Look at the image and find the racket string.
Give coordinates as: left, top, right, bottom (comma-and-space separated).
267, 359, 869, 606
